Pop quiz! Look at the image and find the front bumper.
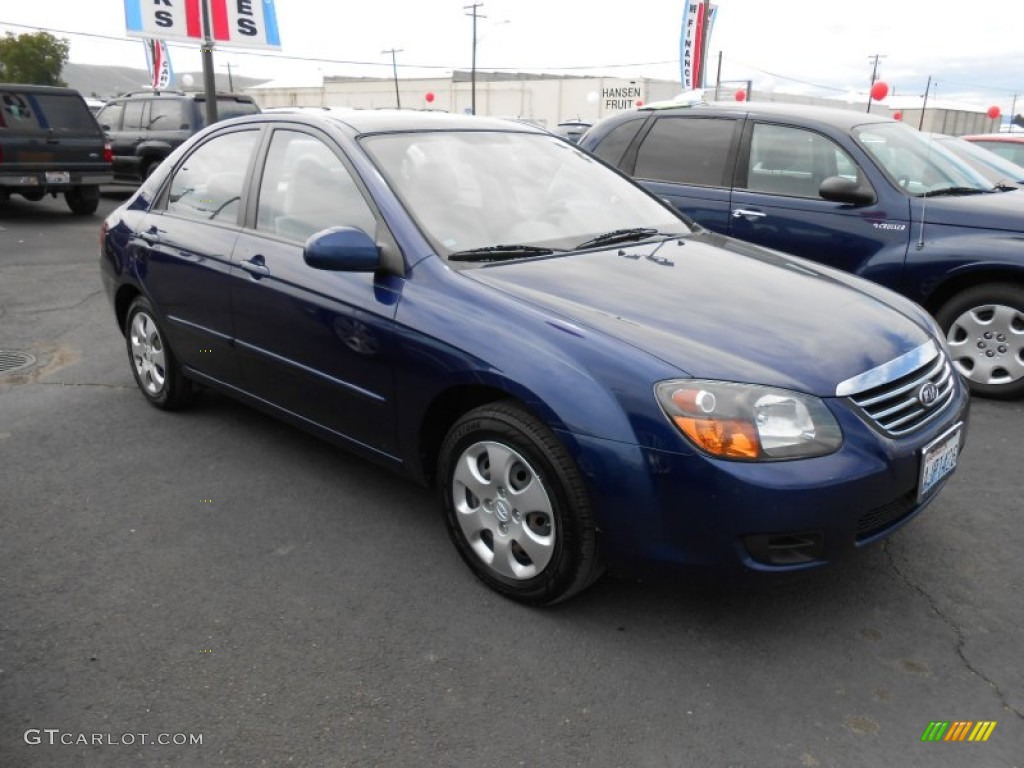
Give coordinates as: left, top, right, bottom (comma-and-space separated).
566, 377, 970, 577
0, 170, 114, 191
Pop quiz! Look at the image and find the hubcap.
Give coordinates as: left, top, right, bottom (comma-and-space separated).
946, 303, 1024, 386
129, 312, 167, 395
451, 440, 555, 580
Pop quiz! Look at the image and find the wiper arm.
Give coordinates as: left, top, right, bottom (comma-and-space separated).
920, 186, 989, 197
447, 244, 558, 262
574, 227, 663, 250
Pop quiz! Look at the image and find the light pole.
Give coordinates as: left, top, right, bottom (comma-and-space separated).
382, 48, 403, 109
464, 3, 485, 115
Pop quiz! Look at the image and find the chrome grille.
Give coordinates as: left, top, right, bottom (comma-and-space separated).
847, 352, 955, 437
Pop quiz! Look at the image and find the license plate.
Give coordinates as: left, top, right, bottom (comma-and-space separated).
918, 424, 962, 501
45, 171, 70, 184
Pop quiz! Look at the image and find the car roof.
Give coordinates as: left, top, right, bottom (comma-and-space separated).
635, 100, 896, 131
237, 109, 548, 135
0, 83, 83, 97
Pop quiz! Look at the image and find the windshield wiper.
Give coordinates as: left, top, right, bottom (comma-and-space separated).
447, 244, 558, 262
920, 186, 990, 198
574, 227, 666, 250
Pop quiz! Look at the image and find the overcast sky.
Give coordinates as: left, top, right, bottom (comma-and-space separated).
2, 1, 1021, 109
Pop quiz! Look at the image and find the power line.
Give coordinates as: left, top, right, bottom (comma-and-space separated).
0, 20, 678, 73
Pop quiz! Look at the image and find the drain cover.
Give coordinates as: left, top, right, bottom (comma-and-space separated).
0, 350, 37, 374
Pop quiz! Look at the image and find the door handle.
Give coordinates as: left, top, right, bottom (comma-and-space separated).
732, 209, 767, 219
240, 255, 270, 278
138, 228, 161, 244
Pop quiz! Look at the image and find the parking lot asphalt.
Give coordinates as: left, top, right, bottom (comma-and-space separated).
1, 190, 1021, 767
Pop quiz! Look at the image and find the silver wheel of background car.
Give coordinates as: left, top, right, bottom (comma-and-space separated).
129, 311, 167, 396
945, 303, 1024, 387
451, 440, 556, 580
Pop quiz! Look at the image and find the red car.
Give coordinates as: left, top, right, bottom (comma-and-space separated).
961, 133, 1024, 167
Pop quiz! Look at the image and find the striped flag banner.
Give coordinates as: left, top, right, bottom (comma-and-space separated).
124, 0, 281, 50
679, 2, 717, 91
144, 39, 174, 90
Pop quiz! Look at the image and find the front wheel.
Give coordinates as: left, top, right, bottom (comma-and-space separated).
124, 296, 194, 410
936, 283, 1024, 399
438, 402, 602, 604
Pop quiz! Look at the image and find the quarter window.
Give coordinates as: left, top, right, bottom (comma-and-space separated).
255, 130, 376, 242
165, 130, 259, 223
590, 117, 646, 168
97, 101, 124, 131
633, 117, 736, 187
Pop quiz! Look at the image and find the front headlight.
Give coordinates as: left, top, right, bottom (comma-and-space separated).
655, 380, 843, 461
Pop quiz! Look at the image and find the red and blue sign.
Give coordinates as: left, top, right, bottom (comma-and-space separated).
124, 0, 281, 50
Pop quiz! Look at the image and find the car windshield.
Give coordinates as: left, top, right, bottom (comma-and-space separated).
854, 122, 995, 196
933, 135, 1024, 186
360, 130, 690, 260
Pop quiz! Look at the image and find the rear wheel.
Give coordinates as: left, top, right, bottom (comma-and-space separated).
937, 283, 1024, 399
125, 296, 194, 410
65, 185, 100, 215
438, 402, 602, 604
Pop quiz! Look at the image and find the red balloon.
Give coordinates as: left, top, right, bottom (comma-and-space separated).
893, 111, 903, 121
425, 92, 435, 104
870, 81, 889, 102
635, 99, 644, 108
987, 105, 1001, 119
734, 89, 747, 102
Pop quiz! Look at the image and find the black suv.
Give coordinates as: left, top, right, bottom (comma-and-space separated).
0, 84, 113, 215
96, 91, 260, 182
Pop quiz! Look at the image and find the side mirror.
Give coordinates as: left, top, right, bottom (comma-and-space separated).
819, 176, 876, 206
303, 226, 381, 272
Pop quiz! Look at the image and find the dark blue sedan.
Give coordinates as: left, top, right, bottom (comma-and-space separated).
100, 111, 969, 604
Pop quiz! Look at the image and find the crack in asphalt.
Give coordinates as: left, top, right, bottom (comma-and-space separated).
6, 289, 104, 315
883, 539, 1023, 720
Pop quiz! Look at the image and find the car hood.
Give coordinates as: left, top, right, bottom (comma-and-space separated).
464, 233, 931, 397
919, 188, 1024, 231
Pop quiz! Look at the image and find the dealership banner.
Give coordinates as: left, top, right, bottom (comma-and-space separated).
124, 0, 281, 50
680, 2, 717, 91
144, 39, 174, 90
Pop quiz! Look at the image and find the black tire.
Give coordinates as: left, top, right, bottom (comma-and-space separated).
438, 401, 602, 605
936, 283, 1024, 400
124, 296, 194, 410
65, 186, 100, 215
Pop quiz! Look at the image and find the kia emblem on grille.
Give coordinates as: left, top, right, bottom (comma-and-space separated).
918, 381, 939, 408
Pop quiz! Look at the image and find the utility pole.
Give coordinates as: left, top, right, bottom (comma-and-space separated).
382, 48, 403, 108
200, 0, 218, 124
464, 3, 485, 115
919, 76, 932, 130
866, 53, 886, 113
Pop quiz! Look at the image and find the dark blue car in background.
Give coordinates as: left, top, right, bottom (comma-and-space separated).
580, 101, 1024, 399
101, 111, 968, 604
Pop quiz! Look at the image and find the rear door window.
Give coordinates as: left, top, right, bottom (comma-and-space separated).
148, 99, 186, 130
634, 117, 737, 187
123, 100, 147, 132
